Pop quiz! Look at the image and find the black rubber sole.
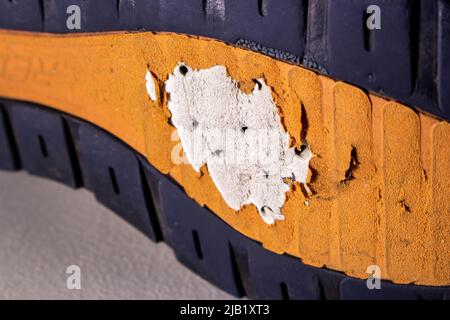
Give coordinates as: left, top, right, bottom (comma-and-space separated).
0, 0, 449, 122
0, 98, 449, 300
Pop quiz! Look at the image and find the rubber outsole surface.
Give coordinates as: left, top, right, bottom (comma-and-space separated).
0, 0, 449, 122
1, 98, 449, 300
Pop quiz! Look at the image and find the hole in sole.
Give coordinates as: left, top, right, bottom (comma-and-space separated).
138, 160, 164, 242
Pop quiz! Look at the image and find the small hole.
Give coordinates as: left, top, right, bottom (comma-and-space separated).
108, 167, 120, 195
38, 135, 48, 158
179, 65, 188, 76
192, 230, 203, 260
241, 126, 248, 133
280, 282, 290, 300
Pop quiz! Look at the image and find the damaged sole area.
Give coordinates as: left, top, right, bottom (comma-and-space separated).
0, 30, 448, 286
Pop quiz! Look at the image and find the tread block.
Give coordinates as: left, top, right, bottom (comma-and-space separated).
340, 278, 450, 300
221, 0, 306, 55
6, 101, 80, 187
139, 157, 170, 244
75, 122, 161, 241
327, 0, 415, 98
0, 0, 43, 31
0, 101, 20, 170
128, 0, 207, 35
159, 178, 245, 297
121, 0, 306, 55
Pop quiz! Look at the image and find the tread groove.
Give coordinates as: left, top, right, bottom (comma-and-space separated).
38, 0, 44, 25
0, 103, 21, 169
258, 0, 267, 17
315, 276, 327, 300
192, 230, 204, 260
228, 243, 247, 297
138, 160, 163, 242
116, 0, 121, 19
62, 117, 83, 188
410, 0, 421, 94
363, 10, 373, 52
108, 166, 120, 195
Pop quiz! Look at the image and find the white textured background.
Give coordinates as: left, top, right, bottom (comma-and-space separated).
0, 170, 235, 300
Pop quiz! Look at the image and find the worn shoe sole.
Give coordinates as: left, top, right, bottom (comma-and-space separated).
0, 2, 449, 299
0, 99, 449, 300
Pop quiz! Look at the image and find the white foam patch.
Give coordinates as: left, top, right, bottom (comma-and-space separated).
145, 70, 157, 101
163, 64, 312, 224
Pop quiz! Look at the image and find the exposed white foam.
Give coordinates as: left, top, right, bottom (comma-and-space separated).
163, 64, 312, 224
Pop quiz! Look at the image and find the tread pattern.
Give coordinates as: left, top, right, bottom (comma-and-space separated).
0, 0, 449, 121
75, 122, 163, 241
0, 102, 19, 170
6, 101, 81, 187
0, 98, 449, 300
326, 0, 415, 98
